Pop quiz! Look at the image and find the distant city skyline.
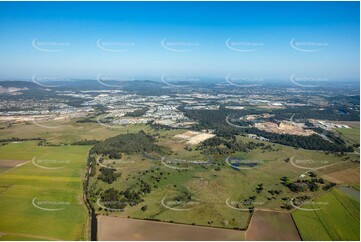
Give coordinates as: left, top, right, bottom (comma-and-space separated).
0, 1, 359, 80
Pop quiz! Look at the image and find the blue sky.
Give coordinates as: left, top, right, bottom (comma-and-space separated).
0, 1, 359, 81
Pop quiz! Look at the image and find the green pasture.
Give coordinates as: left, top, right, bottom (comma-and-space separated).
292, 188, 360, 241
0, 142, 90, 240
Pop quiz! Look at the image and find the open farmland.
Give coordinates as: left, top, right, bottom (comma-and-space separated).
0, 119, 150, 145
246, 210, 300, 240
322, 168, 360, 185
98, 216, 245, 240
292, 188, 360, 241
0, 142, 90, 240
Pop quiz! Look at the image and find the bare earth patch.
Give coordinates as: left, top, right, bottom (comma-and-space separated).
0, 159, 28, 168
246, 210, 301, 241
255, 121, 314, 136
0, 160, 29, 174
98, 216, 245, 241
0, 113, 88, 123
174, 131, 215, 145
322, 168, 360, 184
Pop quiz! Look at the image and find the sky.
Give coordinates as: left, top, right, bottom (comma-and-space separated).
0, 1, 359, 81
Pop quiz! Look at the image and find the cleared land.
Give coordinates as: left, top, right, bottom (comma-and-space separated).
0, 142, 89, 240
98, 216, 245, 241
292, 188, 360, 241
255, 121, 314, 136
0, 159, 28, 167
246, 210, 301, 241
322, 167, 360, 185
0, 159, 29, 174
174, 131, 215, 145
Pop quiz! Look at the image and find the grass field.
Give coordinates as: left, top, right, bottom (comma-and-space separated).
0, 142, 90, 240
292, 188, 360, 241
0, 120, 151, 145
336, 126, 360, 146
0, 234, 49, 241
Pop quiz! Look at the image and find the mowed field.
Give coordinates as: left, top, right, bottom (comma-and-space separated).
0, 141, 90, 240
246, 210, 300, 241
292, 188, 360, 241
98, 216, 245, 241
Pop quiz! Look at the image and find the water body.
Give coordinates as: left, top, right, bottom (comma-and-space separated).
229, 158, 258, 167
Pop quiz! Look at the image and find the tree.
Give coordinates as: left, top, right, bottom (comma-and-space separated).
98, 167, 119, 184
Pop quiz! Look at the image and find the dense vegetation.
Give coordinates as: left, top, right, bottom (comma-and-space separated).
0, 137, 43, 142
245, 128, 353, 152
125, 107, 149, 117
90, 130, 166, 157
71, 139, 99, 145
99, 185, 149, 210
197, 136, 274, 155
97, 167, 119, 184
281, 173, 335, 193
87, 131, 168, 211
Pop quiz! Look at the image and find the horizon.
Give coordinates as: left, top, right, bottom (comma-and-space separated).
0, 1, 360, 80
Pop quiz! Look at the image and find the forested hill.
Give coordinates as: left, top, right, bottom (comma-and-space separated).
90, 131, 167, 157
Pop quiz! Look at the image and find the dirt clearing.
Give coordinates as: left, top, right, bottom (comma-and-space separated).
174, 131, 215, 145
